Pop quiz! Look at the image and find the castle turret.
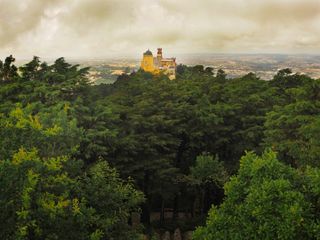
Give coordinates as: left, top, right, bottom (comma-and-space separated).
157, 48, 162, 62
141, 49, 155, 72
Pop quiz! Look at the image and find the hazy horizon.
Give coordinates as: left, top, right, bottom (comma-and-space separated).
4, 52, 320, 64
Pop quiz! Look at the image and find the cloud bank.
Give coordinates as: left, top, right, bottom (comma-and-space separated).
0, 0, 319, 59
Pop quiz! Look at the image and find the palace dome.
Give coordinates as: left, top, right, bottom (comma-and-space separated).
144, 49, 153, 56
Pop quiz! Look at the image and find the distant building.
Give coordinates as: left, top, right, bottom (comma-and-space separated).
140, 48, 176, 80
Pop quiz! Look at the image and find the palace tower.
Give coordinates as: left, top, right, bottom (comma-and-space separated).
140, 48, 176, 80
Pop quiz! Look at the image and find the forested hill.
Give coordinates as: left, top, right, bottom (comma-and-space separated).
0, 56, 319, 239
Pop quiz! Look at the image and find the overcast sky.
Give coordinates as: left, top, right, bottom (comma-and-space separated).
0, 0, 320, 60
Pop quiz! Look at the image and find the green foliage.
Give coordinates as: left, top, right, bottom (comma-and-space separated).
80, 66, 311, 228
0, 56, 144, 239
216, 69, 226, 80
264, 79, 320, 167
190, 154, 227, 186
1, 55, 320, 238
194, 150, 320, 240
0, 148, 144, 240
0, 148, 78, 239
0, 55, 18, 82
83, 161, 144, 239
0, 104, 83, 160
188, 154, 228, 217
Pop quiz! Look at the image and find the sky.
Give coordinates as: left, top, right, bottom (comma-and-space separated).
0, 0, 320, 60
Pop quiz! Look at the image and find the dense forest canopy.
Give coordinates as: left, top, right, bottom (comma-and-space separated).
0, 55, 319, 239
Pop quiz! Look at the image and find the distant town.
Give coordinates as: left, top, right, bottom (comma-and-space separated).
73, 54, 320, 84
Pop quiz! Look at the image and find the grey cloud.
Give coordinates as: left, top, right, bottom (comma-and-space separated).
0, 0, 319, 59
240, 1, 320, 30
0, 0, 62, 46
60, 0, 138, 34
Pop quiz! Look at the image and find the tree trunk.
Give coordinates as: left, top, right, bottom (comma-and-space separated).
172, 195, 179, 220
201, 188, 205, 216
191, 195, 197, 218
141, 171, 151, 225
141, 201, 151, 225
171, 134, 188, 221
203, 186, 211, 214
160, 196, 165, 226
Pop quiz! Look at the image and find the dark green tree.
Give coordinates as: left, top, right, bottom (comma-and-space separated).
264, 79, 320, 167
0, 55, 18, 82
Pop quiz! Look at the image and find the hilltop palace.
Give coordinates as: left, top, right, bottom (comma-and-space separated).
140, 48, 177, 80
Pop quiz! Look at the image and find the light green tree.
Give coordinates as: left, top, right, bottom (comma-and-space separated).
194, 150, 320, 240
0, 148, 144, 240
